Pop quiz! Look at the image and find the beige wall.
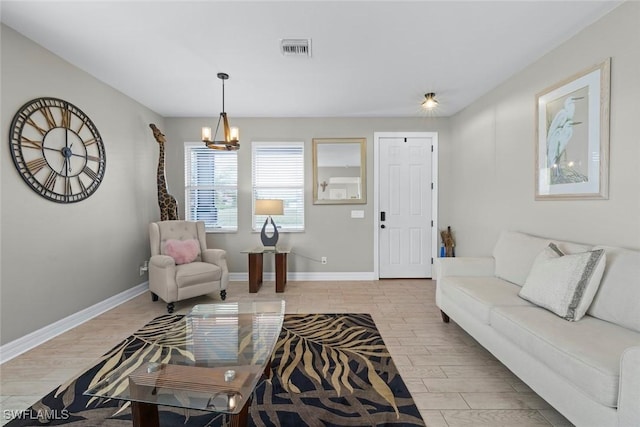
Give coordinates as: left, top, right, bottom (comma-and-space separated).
163, 117, 450, 274
0, 25, 163, 345
447, 1, 640, 255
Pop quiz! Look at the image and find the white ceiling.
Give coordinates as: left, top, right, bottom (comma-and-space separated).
1, 1, 622, 118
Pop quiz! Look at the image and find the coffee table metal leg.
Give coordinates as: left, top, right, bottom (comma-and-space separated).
131, 401, 159, 427
248, 253, 263, 293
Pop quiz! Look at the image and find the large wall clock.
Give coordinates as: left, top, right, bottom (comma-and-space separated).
9, 97, 106, 203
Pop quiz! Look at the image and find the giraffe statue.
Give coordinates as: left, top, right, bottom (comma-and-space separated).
149, 124, 178, 221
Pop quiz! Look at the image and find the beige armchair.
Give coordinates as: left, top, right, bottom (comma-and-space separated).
149, 220, 229, 313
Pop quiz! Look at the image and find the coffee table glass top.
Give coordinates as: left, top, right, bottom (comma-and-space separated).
84, 300, 285, 415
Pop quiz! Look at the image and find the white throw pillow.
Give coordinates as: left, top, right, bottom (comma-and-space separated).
519, 243, 606, 321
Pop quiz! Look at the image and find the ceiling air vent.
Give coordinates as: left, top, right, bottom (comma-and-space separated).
280, 39, 312, 57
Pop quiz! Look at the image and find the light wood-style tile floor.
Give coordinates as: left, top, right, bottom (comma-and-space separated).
0, 280, 574, 426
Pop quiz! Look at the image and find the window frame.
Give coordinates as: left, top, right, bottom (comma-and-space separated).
184, 141, 238, 233
251, 141, 305, 232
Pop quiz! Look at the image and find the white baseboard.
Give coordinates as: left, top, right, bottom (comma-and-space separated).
0, 281, 149, 364
229, 272, 375, 282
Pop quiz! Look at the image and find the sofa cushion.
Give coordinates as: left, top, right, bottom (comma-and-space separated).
176, 262, 221, 288
588, 246, 640, 333
492, 231, 591, 287
519, 245, 606, 321
439, 276, 534, 324
491, 306, 640, 408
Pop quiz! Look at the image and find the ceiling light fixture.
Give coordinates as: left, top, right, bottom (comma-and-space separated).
422, 92, 439, 110
201, 72, 240, 150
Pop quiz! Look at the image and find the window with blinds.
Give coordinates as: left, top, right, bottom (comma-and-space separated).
252, 142, 304, 231
184, 142, 238, 231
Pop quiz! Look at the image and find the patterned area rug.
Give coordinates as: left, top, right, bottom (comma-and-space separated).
6, 313, 425, 426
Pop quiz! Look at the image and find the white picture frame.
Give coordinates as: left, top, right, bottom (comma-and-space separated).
535, 58, 610, 200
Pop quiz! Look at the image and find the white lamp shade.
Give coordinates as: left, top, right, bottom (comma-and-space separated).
255, 199, 284, 216
201, 126, 212, 142
230, 126, 239, 141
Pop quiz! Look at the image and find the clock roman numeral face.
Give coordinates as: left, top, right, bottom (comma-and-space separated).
9, 97, 106, 203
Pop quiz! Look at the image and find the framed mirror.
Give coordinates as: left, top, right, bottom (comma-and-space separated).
313, 138, 366, 204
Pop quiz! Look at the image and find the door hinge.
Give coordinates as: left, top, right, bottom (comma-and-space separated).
431, 220, 433, 227
431, 182, 434, 190
431, 257, 434, 264
431, 145, 434, 152
404, 138, 407, 143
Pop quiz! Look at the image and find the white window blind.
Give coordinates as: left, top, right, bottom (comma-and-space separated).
252, 142, 304, 231
184, 142, 238, 231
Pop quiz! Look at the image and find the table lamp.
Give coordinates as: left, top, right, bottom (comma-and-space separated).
255, 199, 284, 247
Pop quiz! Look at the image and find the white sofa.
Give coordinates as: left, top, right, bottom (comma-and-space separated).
435, 231, 640, 427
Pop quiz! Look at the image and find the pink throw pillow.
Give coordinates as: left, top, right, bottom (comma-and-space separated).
164, 239, 200, 265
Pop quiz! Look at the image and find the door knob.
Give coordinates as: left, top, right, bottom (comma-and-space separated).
381, 224, 386, 229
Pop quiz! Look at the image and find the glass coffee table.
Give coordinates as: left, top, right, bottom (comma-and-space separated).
85, 300, 285, 427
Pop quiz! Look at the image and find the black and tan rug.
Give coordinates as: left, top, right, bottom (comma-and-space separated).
6, 313, 425, 426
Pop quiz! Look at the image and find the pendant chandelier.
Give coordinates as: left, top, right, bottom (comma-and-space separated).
201, 72, 240, 150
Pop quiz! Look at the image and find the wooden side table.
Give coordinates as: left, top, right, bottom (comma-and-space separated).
242, 247, 290, 293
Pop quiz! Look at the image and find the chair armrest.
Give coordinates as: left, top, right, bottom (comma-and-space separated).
435, 257, 495, 281
148, 255, 178, 302
202, 248, 226, 266
202, 249, 229, 290
150, 254, 176, 268
619, 345, 640, 426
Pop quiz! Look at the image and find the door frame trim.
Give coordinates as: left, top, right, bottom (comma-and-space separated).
373, 132, 439, 279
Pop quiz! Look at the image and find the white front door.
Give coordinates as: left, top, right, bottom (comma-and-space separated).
378, 135, 434, 278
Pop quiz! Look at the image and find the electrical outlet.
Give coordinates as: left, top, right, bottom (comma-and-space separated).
139, 260, 149, 276
321, 256, 327, 265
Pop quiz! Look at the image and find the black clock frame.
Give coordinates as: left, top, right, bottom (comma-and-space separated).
9, 97, 106, 203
